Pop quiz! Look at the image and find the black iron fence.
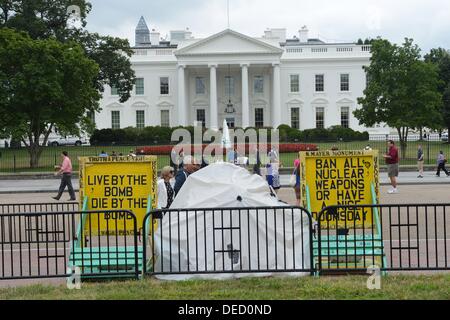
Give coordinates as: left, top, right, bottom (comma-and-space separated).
0, 204, 449, 281
0, 202, 79, 215
316, 204, 450, 273
1, 134, 449, 173
142, 206, 314, 276
0, 210, 140, 280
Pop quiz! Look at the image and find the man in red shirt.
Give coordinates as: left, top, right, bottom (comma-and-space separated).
52, 151, 76, 201
383, 140, 399, 194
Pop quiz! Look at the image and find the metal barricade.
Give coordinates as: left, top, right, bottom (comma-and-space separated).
142, 206, 314, 276
0, 210, 139, 280
316, 204, 450, 273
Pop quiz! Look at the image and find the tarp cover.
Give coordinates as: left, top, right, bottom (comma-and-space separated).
152, 162, 311, 280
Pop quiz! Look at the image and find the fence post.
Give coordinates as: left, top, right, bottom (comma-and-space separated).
427, 135, 430, 165
13, 154, 16, 173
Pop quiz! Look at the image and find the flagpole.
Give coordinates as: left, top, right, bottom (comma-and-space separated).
227, 0, 230, 29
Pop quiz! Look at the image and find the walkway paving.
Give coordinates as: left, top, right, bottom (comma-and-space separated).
0, 171, 448, 194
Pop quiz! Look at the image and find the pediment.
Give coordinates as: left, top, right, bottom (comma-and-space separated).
311, 98, 329, 105
105, 102, 123, 108
251, 98, 268, 106
286, 98, 304, 105
175, 29, 283, 56
192, 99, 209, 106
131, 101, 149, 108
336, 97, 354, 104
157, 101, 174, 108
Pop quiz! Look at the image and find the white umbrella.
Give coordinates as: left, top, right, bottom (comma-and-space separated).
221, 119, 232, 149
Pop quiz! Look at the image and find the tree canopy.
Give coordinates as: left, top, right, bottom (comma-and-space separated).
355, 38, 443, 155
424, 48, 450, 134
0, 28, 100, 166
0, 0, 135, 103
0, 0, 136, 167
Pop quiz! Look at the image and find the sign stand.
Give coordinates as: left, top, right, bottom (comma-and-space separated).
300, 150, 386, 273
69, 155, 157, 279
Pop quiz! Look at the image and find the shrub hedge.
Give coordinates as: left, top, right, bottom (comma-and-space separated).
136, 143, 318, 155
90, 125, 369, 146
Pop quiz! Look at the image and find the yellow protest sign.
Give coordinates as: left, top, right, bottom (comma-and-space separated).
300, 150, 379, 228
79, 156, 157, 235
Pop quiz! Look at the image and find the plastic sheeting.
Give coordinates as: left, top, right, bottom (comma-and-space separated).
152, 163, 311, 280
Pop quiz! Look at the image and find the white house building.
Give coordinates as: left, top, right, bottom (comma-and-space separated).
95, 17, 385, 133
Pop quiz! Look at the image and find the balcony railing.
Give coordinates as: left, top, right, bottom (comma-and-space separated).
284, 45, 371, 58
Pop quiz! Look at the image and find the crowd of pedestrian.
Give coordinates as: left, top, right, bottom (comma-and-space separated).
51, 140, 449, 204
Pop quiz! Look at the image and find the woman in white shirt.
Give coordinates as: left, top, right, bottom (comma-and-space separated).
157, 166, 175, 209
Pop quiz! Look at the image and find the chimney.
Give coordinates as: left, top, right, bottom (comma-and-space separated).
150, 29, 160, 45
299, 26, 309, 43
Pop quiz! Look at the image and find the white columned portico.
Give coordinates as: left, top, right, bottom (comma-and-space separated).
272, 62, 281, 128
241, 63, 250, 129
177, 64, 187, 126
209, 64, 218, 129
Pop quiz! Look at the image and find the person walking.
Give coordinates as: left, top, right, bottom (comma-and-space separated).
52, 151, 76, 201
417, 145, 424, 178
383, 140, 399, 194
157, 166, 175, 209
252, 146, 261, 176
292, 159, 301, 206
268, 146, 279, 163
436, 151, 450, 177
271, 161, 282, 193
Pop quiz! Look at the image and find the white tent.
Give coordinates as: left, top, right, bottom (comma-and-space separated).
152, 163, 311, 280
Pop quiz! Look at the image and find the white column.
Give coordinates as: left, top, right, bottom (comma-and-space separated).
209, 64, 218, 129
177, 64, 186, 126
241, 63, 250, 128
272, 62, 281, 128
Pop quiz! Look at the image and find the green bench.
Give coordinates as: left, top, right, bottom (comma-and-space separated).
306, 184, 387, 273
68, 196, 152, 278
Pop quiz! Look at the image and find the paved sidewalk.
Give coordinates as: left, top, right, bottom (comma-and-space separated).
0, 170, 448, 194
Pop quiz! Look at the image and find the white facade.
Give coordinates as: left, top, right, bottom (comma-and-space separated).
95, 19, 385, 133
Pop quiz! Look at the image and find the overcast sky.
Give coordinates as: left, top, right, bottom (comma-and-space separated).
85, 0, 450, 53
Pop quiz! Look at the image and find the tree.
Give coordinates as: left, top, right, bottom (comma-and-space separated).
424, 48, 450, 136
0, 28, 100, 167
0, 0, 135, 102
355, 38, 443, 157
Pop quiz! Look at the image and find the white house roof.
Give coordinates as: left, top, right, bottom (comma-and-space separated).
174, 29, 284, 56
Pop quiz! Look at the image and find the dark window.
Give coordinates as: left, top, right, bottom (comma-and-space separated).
226, 117, 235, 129
255, 108, 264, 128
160, 77, 169, 95
111, 111, 120, 129
135, 78, 144, 95
196, 109, 206, 127
136, 110, 145, 129
290, 74, 300, 93
315, 107, 324, 129
315, 74, 324, 92
160, 110, 170, 127
340, 73, 349, 91
291, 107, 300, 129
341, 107, 349, 128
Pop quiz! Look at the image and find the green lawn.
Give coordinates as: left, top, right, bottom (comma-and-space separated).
0, 140, 449, 173
0, 275, 448, 300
